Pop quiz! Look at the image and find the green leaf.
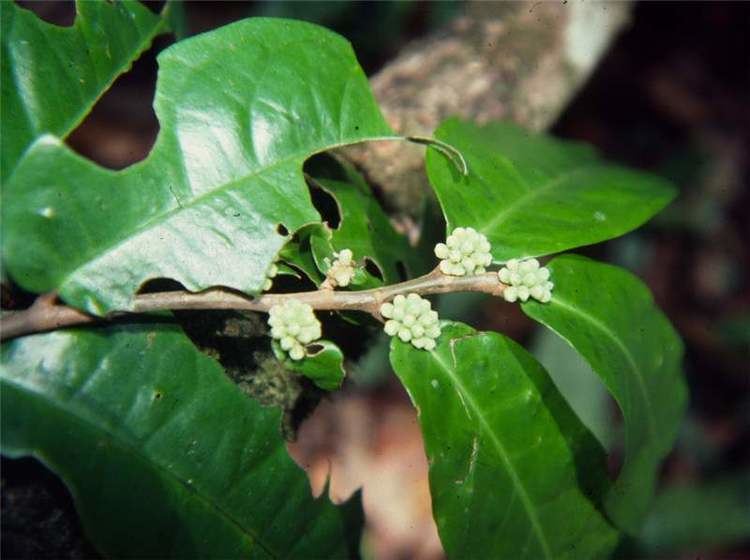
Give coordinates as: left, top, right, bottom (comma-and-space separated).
522, 254, 688, 533
307, 224, 377, 289
635, 472, 750, 556
310, 169, 412, 285
281, 162, 413, 289
425, 119, 677, 261
530, 326, 614, 450
279, 225, 327, 286
0, 0, 175, 183
390, 322, 619, 559
272, 339, 346, 391
1, 326, 362, 558
2, 18, 394, 314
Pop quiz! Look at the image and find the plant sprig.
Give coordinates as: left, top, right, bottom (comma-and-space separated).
1, 265, 506, 341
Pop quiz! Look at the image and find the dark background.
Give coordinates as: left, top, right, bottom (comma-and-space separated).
3, 2, 748, 558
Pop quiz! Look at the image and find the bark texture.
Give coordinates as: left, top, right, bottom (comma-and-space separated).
344, 1, 632, 212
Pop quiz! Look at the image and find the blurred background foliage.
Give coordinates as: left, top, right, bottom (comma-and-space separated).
3, 1, 748, 559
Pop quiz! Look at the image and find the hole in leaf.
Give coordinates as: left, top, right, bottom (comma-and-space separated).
66, 35, 175, 170
276, 223, 289, 237
306, 343, 324, 355
153, 390, 163, 400
309, 185, 341, 229
137, 277, 186, 295
364, 258, 384, 281
18, 0, 76, 26
396, 260, 408, 282
303, 153, 347, 181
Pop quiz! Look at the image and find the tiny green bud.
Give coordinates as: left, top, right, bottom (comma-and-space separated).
263, 260, 279, 291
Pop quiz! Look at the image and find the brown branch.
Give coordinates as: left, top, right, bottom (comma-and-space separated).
1, 268, 505, 342
1, 294, 98, 341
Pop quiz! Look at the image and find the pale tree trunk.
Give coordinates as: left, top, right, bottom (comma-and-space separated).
344, 0, 632, 212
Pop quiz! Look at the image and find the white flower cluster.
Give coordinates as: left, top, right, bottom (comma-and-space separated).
263, 261, 279, 291
498, 258, 553, 303
267, 300, 321, 360
322, 249, 356, 289
381, 294, 441, 351
434, 227, 492, 276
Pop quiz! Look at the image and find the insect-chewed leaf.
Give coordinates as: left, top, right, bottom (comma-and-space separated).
0, 0, 177, 183
309, 165, 413, 286
426, 119, 676, 261
1, 18, 393, 314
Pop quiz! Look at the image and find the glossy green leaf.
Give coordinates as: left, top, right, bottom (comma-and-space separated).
1, 326, 362, 558
635, 472, 750, 556
522, 254, 687, 533
308, 227, 383, 290
390, 322, 619, 559
279, 225, 327, 286
281, 163, 413, 289
530, 326, 614, 450
0, 0, 175, 183
2, 18, 394, 314
425, 119, 676, 261
311, 171, 412, 285
272, 339, 345, 391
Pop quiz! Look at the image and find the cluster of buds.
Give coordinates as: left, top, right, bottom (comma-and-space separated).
267, 300, 321, 360
434, 227, 492, 276
498, 258, 554, 303
264, 230, 557, 361
380, 294, 441, 351
322, 249, 356, 289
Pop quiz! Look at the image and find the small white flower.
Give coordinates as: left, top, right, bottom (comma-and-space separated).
435, 227, 492, 276
380, 293, 441, 351
267, 300, 322, 360
263, 261, 279, 291
322, 248, 356, 289
498, 258, 553, 303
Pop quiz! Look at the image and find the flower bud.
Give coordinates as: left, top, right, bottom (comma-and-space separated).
322, 248, 357, 288
434, 227, 493, 276
268, 300, 322, 360
381, 293, 441, 351
498, 258, 553, 303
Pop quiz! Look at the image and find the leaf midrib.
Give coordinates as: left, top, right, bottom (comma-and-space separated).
1, 375, 278, 558
429, 343, 553, 559
479, 164, 603, 239
61, 153, 301, 296
62, 134, 399, 303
